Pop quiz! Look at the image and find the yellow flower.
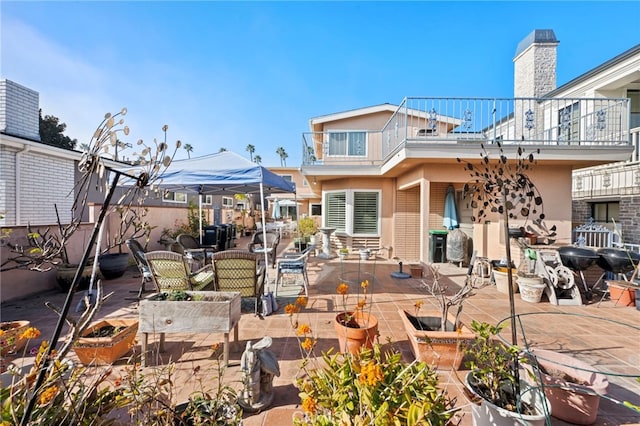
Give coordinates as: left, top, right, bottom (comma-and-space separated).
301, 337, 315, 351
356, 299, 366, 310
359, 361, 383, 386
302, 396, 317, 414
20, 327, 41, 340
0, 330, 5, 337
337, 282, 349, 295
361, 279, 369, 290
38, 385, 59, 405
295, 296, 308, 307
297, 324, 312, 336
414, 300, 424, 309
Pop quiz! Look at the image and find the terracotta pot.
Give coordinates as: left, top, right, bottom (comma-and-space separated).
0, 320, 31, 356
606, 281, 636, 307
73, 318, 138, 365
334, 312, 378, 354
523, 348, 608, 425
398, 309, 474, 370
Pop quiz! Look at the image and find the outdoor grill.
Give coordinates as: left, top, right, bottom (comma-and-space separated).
558, 246, 600, 299
596, 248, 640, 274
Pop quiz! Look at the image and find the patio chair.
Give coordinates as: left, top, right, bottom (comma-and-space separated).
274, 245, 314, 298
145, 250, 215, 292
247, 231, 280, 268
176, 233, 216, 269
212, 250, 265, 315
125, 239, 154, 299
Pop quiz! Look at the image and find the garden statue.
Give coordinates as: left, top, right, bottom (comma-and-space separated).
238, 336, 280, 413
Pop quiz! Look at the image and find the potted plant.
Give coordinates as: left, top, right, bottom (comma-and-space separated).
399, 263, 476, 370
464, 320, 551, 425
73, 318, 139, 365
338, 247, 349, 261
284, 297, 459, 425
295, 216, 317, 251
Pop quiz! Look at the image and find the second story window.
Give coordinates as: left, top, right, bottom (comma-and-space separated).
558, 102, 580, 143
163, 191, 187, 204
222, 196, 234, 208
327, 131, 366, 157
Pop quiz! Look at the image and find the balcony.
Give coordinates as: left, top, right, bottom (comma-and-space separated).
302, 97, 632, 167
572, 126, 640, 199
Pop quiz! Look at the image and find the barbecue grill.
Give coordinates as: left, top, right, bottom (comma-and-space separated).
596, 248, 640, 274
558, 246, 600, 300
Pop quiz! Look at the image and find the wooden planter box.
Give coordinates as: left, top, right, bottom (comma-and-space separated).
399, 309, 474, 370
73, 318, 138, 365
139, 291, 241, 366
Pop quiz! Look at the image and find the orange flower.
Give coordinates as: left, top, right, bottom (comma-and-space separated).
414, 300, 424, 309
285, 303, 299, 316
337, 282, 349, 295
295, 296, 308, 307
302, 396, 317, 414
20, 327, 41, 340
301, 337, 315, 351
356, 299, 366, 309
38, 385, 59, 405
361, 279, 369, 290
359, 361, 383, 386
0, 330, 5, 337
297, 324, 312, 336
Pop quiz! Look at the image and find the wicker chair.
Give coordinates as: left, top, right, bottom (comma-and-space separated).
145, 250, 215, 292
247, 231, 280, 267
212, 250, 265, 315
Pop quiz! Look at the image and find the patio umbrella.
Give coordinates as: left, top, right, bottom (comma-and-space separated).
271, 198, 281, 220
443, 185, 459, 230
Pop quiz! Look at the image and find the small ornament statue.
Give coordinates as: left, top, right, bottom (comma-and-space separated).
238, 336, 280, 413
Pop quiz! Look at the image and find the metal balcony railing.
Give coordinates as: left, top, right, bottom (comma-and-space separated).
302, 97, 631, 166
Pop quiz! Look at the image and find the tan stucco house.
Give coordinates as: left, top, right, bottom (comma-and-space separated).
299, 30, 636, 264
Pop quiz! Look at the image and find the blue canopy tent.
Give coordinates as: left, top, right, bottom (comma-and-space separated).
119, 151, 296, 271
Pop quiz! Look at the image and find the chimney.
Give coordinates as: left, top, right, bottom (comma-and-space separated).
513, 29, 559, 98
0, 79, 41, 141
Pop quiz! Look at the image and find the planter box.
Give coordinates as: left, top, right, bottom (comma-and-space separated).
73, 318, 138, 365
398, 309, 474, 370
139, 291, 241, 366
606, 280, 636, 307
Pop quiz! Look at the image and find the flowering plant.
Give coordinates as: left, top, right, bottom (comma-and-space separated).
335, 259, 377, 328
286, 298, 460, 425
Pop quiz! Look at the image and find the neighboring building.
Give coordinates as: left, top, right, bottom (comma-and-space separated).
299, 30, 636, 263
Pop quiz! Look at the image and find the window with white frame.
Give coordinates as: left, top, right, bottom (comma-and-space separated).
327, 131, 367, 156
222, 197, 234, 208
163, 191, 187, 203
202, 195, 213, 205
236, 202, 246, 211
324, 190, 380, 235
310, 203, 322, 216
281, 175, 293, 182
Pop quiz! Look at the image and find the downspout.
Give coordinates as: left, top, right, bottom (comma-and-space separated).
15, 145, 30, 226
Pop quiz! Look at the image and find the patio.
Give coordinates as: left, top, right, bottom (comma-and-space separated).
2, 236, 640, 425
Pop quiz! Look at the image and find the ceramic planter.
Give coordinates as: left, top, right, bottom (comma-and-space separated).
98, 252, 131, 280
73, 318, 138, 365
523, 348, 608, 425
465, 371, 551, 426
518, 275, 546, 303
493, 268, 519, 294
55, 264, 93, 292
0, 320, 31, 356
398, 309, 474, 370
334, 311, 378, 354
359, 250, 371, 260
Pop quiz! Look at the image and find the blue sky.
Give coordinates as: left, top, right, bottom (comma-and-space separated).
2, 1, 639, 166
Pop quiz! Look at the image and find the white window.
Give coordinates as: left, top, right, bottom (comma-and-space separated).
327, 131, 367, 157
558, 102, 580, 142
163, 191, 187, 204
222, 197, 234, 208
281, 175, 293, 182
324, 190, 380, 235
202, 195, 213, 205
236, 202, 246, 211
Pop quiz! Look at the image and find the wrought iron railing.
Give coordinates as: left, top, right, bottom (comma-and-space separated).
302, 97, 631, 166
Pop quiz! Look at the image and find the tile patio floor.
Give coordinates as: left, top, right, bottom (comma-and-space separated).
2, 237, 640, 425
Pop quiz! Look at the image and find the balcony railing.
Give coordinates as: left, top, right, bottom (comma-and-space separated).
302, 97, 631, 166
572, 128, 640, 199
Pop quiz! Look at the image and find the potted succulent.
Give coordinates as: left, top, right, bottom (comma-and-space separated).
464, 320, 551, 425
399, 262, 476, 370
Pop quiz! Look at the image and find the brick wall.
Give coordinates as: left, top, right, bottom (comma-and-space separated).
0, 79, 40, 141
620, 196, 640, 245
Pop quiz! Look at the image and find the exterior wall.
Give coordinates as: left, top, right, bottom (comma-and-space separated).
514, 43, 557, 99
620, 196, 640, 245
0, 146, 16, 225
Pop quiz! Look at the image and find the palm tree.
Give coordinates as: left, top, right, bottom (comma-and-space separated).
276, 147, 288, 167
184, 143, 193, 158
219, 147, 227, 152
78, 143, 90, 152
254, 155, 262, 164
246, 144, 255, 162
